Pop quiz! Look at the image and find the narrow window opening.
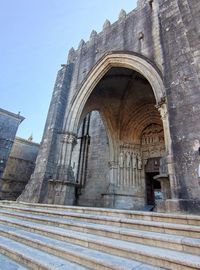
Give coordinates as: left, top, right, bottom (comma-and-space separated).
149, 0, 153, 10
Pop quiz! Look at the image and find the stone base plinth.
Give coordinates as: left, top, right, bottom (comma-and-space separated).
102, 193, 144, 210
47, 179, 77, 205
156, 199, 200, 214
154, 174, 171, 200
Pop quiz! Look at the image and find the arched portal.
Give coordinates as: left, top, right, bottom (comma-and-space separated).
62, 53, 173, 209
65, 52, 165, 134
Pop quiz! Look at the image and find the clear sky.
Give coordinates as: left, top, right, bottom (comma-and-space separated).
0, 1, 137, 143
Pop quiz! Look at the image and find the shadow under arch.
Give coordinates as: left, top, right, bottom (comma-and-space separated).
77, 106, 117, 167
64, 51, 166, 135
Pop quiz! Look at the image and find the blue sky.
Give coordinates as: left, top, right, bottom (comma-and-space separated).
0, 1, 137, 143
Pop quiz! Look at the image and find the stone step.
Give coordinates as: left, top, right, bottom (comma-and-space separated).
0, 224, 162, 270
0, 214, 199, 256
0, 235, 90, 270
0, 202, 199, 269
2, 200, 200, 225
0, 253, 28, 270
0, 206, 200, 238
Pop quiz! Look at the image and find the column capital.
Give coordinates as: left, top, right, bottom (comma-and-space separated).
155, 96, 167, 109
108, 161, 118, 169
155, 96, 168, 120
61, 132, 77, 145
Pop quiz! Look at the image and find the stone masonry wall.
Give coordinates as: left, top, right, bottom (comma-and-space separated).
0, 108, 24, 181
158, 0, 200, 211
0, 137, 40, 200
77, 111, 109, 207
18, 64, 74, 203
66, 0, 162, 109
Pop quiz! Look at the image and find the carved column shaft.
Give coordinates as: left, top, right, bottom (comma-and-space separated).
76, 114, 91, 186
57, 132, 77, 181
157, 100, 179, 198
63, 133, 77, 166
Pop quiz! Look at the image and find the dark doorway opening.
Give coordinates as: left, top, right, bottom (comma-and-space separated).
145, 157, 161, 206
145, 172, 161, 205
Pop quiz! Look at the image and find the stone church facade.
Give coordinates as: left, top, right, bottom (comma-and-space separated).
18, 0, 200, 213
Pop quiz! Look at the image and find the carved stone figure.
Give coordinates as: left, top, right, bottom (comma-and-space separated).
131, 152, 137, 169
62, 133, 76, 144
137, 154, 142, 170
119, 151, 124, 168
126, 151, 131, 168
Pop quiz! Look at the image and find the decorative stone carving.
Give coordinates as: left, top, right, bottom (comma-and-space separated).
156, 97, 168, 120
117, 144, 143, 188
108, 161, 118, 169
78, 39, 85, 50
137, 153, 143, 170
103, 19, 111, 30
61, 133, 77, 145
193, 139, 200, 152
141, 124, 165, 161
119, 151, 124, 168
118, 9, 126, 20
131, 152, 137, 169
56, 132, 78, 181
141, 124, 164, 145
90, 30, 97, 40
67, 47, 76, 64
126, 152, 131, 168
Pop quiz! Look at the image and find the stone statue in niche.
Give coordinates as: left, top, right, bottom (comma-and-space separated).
137, 153, 142, 170
118, 150, 125, 187
131, 152, 137, 169
126, 151, 131, 168
119, 151, 124, 168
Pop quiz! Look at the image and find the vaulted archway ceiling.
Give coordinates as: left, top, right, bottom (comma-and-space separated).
83, 67, 162, 143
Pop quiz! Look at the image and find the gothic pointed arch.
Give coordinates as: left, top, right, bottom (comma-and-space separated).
64, 52, 165, 135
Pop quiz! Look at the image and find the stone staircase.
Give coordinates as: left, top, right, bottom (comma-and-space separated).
0, 201, 199, 270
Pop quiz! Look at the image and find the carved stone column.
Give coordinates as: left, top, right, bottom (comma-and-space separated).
57, 132, 77, 181
109, 161, 118, 187
157, 98, 178, 199
48, 132, 77, 205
